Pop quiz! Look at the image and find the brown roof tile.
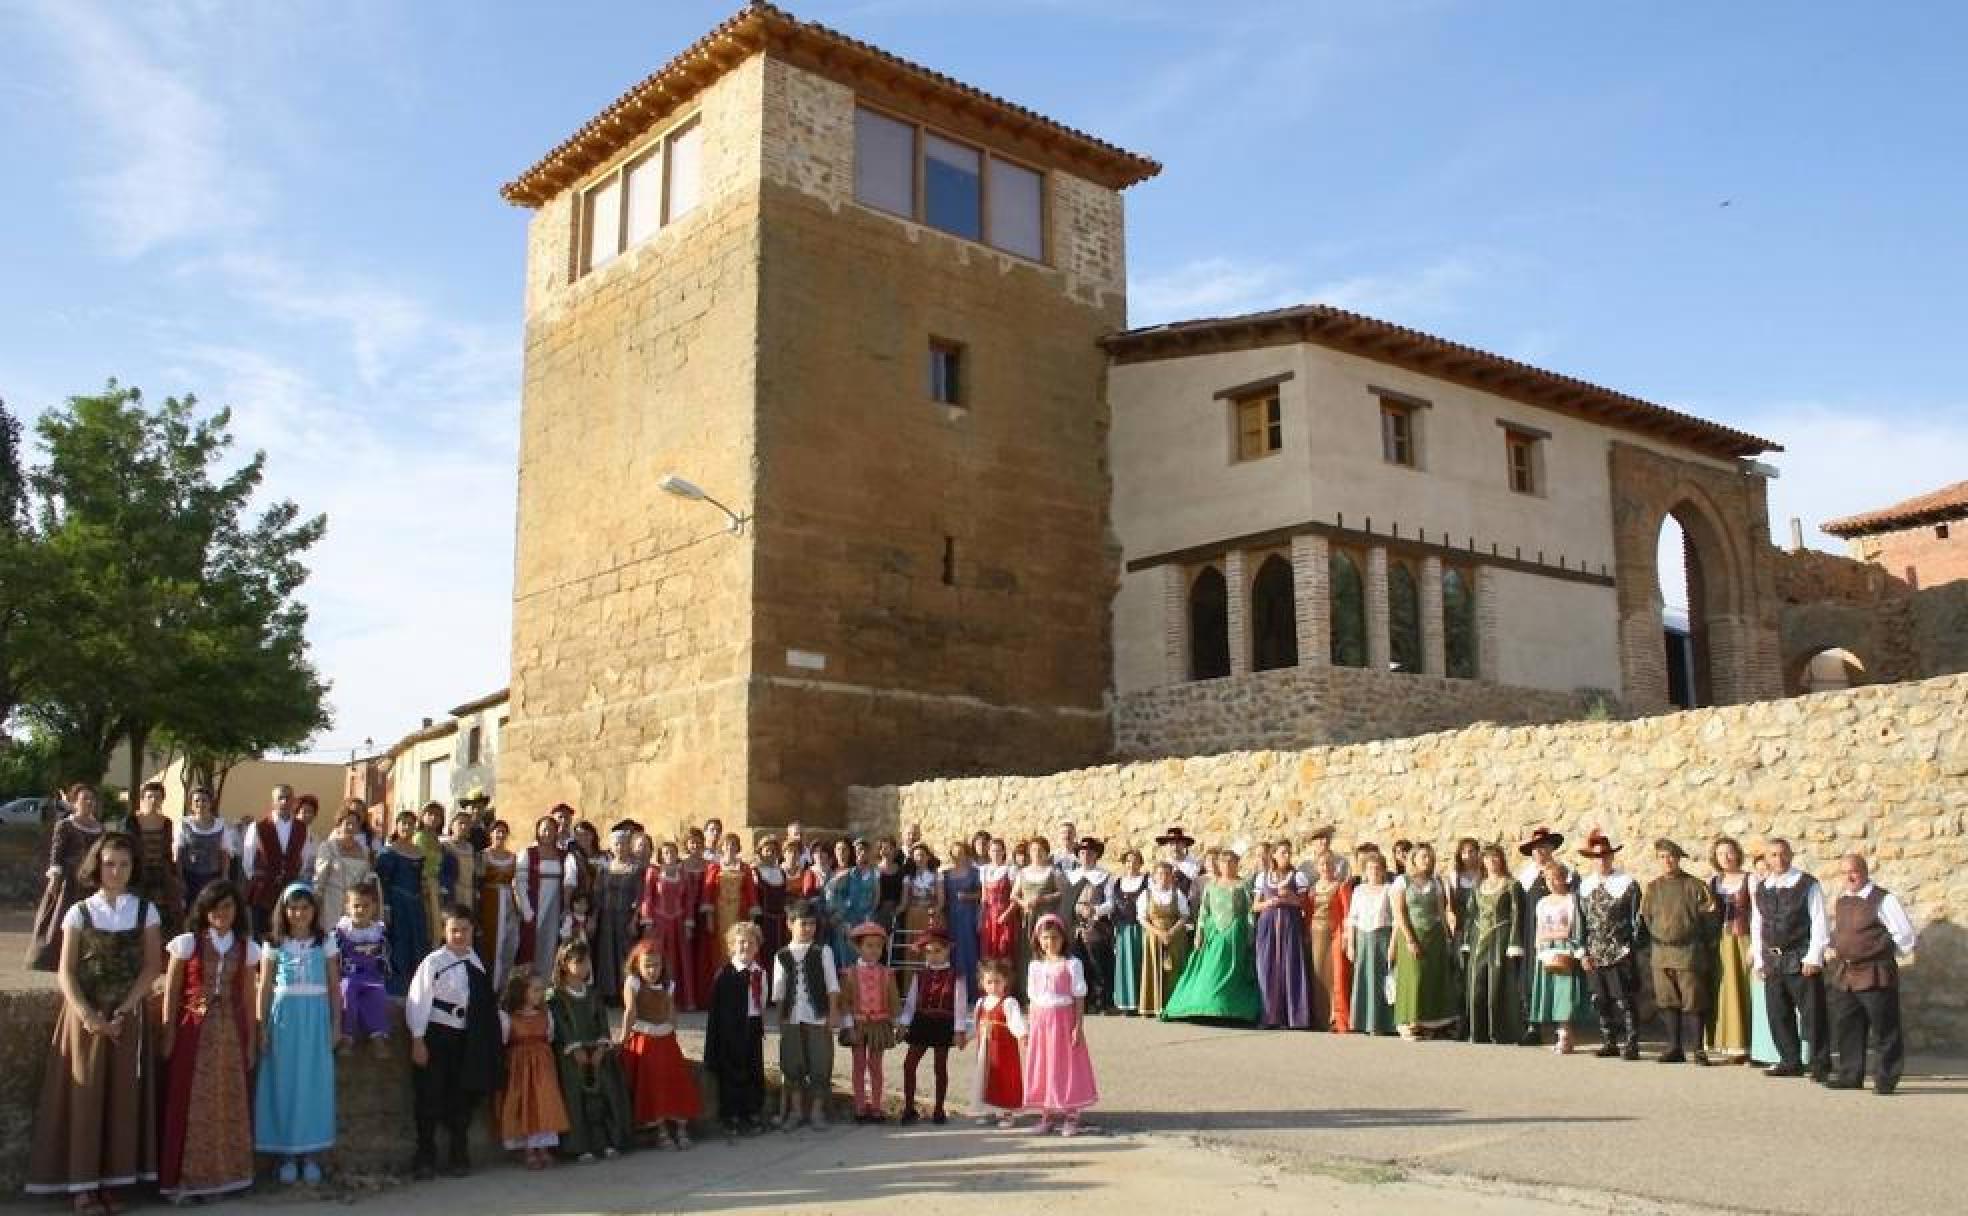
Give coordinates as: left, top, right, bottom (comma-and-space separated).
501, 2, 1160, 208
1101, 303, 1782, 461
1822, 479, 1968, 537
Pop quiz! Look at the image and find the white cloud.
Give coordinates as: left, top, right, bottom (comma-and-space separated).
1129, 252, 1490, 328
1305, 256, 1484, 323
1128, 256, 1297, 325
1737, 402, 1968, 552
29, 1, 266, 257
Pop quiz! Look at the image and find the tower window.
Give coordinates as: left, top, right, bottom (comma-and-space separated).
853, 105, 1048, 261
929, 340, 965, 407
942, 536, 957, 586
1233, 391, 1282, 462
1498, 422, 1548, 495
576, 115, 703, 277
1381, 402, 1417, 467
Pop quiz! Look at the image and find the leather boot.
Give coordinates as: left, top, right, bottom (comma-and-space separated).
1618, 1001, 1642, 1060
1684, 1013, 1710, 1065
1656, 1011, 1685, 1063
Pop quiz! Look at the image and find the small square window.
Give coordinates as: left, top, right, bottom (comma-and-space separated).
1505, 430, 1542, 495
1381, 402, 1416, 467
1937, 523, 1951, 539
1235, 393, 1282, 462
929, 340, 964, 406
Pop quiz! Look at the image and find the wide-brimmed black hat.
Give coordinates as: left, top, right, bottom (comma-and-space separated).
1075, 836, 1106, 859
1518, 826, 1565, 857
1155, 826, 1195, 847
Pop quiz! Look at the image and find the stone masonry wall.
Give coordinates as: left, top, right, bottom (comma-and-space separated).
1852, 521, 1968, 590
849, 674, 1968, 1049
1114, 663, 1610, 758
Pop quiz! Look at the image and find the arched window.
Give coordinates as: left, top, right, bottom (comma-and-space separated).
1188, 566, 1230, 681
1443, 568, 1477, 679
1389, 561, 1422, 674
1329, 552, 1367, 668
1250, 554, 1297, 672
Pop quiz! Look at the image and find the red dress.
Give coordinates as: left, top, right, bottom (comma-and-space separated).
159, 932, 256, 1199
971, 995, 1025, 1113
620, 977, 701, 1124
980, 867, 1019, 963
638, 865, 699, 1011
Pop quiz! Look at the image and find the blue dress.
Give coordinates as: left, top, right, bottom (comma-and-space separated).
826, 866, 880, 966
375, 848, 426, 996
943, 865, 983, 989
255, 937, 337, 1154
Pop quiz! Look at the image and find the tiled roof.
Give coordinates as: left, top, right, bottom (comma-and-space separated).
1101, 304, 1782, 461
1822, 479, 1968, 537
501, 2, 1160, 207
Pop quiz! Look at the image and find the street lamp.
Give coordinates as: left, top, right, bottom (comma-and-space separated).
659, 472, 748, 533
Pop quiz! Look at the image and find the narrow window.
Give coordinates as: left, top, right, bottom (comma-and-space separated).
1329, 552, 1367, 667
1937, 523, 1951, 540
665, 119, 703, 222
854, 107, 916, 218
929, 340, 964, 406
987, 157, 1044, 260
1187, 567, 1230, 680
1250, 554, 1298, 672
1234, 392, 1282, 462
1381, 402, 1416, 467
942, 536, 957, 586
466, 725, 483, 766
582, 175, 622, 272
1388, 561, 1422, 674
923, 133, 984, 241
1505, 429, 1542, 495
1443, 568, 1478, 679
624, 151, 663, 247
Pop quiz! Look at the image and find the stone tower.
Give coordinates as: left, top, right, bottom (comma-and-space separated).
498, 4, 1159, 834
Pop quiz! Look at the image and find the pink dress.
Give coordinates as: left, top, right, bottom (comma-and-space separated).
1022, 958, 1097, 1114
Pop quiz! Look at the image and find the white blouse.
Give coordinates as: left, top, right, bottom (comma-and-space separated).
1345, 883, 1393, 933
165, 929, 260, 966
63, 891, 161, 932
1024, 957, 1088, 1008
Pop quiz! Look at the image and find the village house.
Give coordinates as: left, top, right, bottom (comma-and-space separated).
1824, 479, 1968, 590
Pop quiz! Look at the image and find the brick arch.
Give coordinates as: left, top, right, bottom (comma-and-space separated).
1610, 442, 1782, 711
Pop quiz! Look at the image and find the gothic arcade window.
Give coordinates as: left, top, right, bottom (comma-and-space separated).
1388, 561, 1422, 674
1250, 554, 1298, 672
853, 106, 1047, 261
1328, 551, 1367, 668
1187, 566, 1230, 681
1443, 568, 1477, 679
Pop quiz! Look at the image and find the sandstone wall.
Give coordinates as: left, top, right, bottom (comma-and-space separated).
849, 674, 1968, 1048
1114, 663, 1611, 758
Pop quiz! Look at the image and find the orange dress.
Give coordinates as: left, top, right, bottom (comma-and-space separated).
498, 1008, 571, 1149
621, 976, 702, 1124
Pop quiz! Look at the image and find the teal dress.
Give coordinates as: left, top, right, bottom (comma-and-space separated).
1528, 893, 1590, 1026
1162, 883, 1261, 1024
254, 937, 337, 1154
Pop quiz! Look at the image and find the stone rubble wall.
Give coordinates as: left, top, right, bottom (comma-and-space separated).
850, 674, 1968, 1049
1114, 663, 1612, 758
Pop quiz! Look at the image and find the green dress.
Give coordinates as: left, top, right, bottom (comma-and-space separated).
549, 983, 633, 1158
1392, 876, 1457, 1030
1462, 878, 1523, 1044
1161, 882, 1261, 1024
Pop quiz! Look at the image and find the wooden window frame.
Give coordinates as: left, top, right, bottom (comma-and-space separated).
1232, 390, 1283, 463
852, 103, 1051, 265
573, 112, 704, 280
1498, 421, 1548, 496
929, 338, 965, 407
1381, 401, 1418, 468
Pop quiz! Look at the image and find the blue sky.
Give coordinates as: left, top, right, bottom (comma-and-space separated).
3, 1, 1964, 752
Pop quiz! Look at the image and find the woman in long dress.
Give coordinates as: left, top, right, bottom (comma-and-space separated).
755, 836, 791, 964
638, 840, 700, 1011
175, 787, 233, 912
592, 825, 646, 1008
1252, 841, 1314, 1029
1528, 863, 1589, 1052
1345, 852, 1396, 1035
443, 810, 480, 926
979, 838, 1020, 972
942, 842, 984, 990
1305, 851, 1348, 1031
1110, 849, 1148, 1016
1462, 844, 1524, 1045
477, 820, 522, 991
27, 783, 106, 974
516, 815, 568, 981
898, 844, 944, 967
1011, 844, 1066, 998
1162, 851, 1261, 1025
373, 812, 427, 996
130, 783, 185, 936
1707, 836, 1753, 1063
25, 832, 163, 1212
158, 880, 256, 1203
1446, 836, 1482, 1011
311, 808, 374, 931
1135, 862, 1191, 1017
1391, 843, 1458, 1039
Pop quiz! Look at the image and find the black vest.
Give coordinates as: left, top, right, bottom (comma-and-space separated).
1755, 874, 1817, 952
775, 943, 829, 1020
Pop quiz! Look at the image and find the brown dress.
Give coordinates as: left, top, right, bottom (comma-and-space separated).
132, 815, 186, 935
25, 895, 159, 1195
26, 816, 104, 972
497, 1008, 571, 1148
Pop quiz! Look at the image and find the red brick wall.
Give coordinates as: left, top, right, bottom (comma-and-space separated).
1852, 521, 1968, 590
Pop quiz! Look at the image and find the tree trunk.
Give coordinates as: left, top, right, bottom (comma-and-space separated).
126, 720, 148, 811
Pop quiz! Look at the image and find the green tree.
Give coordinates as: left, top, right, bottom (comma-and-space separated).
22, 382, 330, 791
0, 397, 36, 736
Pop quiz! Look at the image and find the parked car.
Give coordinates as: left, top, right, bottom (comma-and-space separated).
0, 796, 59, 828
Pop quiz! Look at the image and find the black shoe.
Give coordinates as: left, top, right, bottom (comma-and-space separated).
1518, 1029, 1543, 1048
1875, 1081, 1898, 1096
1691, 1051, 1711, 1067
931, 1108, 948, 1125
1621, 1043, 1642, 1061
445, 1158, 470, 1179
1822, 1077, 1864, 1090
1809, 1065, 1831, 1084
1765, 1063, 1804, 1077
1656, 1050, 1686, 1064
1593, 1043, 1621, 1059
411, 1155, 437, 1182
900, 1107, 920, 1125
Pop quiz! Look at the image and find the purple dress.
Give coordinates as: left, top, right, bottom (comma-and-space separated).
334, 918, 391, 1040
1253, 870, 1314, 1029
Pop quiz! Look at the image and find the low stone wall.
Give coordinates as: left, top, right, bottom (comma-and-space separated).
851, 674, 1968, 1049
1114, 663, 1612, 758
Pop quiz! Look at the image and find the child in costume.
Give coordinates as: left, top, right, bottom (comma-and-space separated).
970, 958, 1026, 1127
702, 921, 769, 1138
1023, 913, 1098, 1136
158, 879, 257, 1203
840, 920, 901, 1123
255, 883, 341, 1185
406, 905, 503, 1179
619, 938, 701, 1148
769, 900, 840, 1130
549, 941, 633, 1161
899, 927, 971, 1124
335, 880, 392, 1057
560, 889, 598, 955
497, 971, 571, 1170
